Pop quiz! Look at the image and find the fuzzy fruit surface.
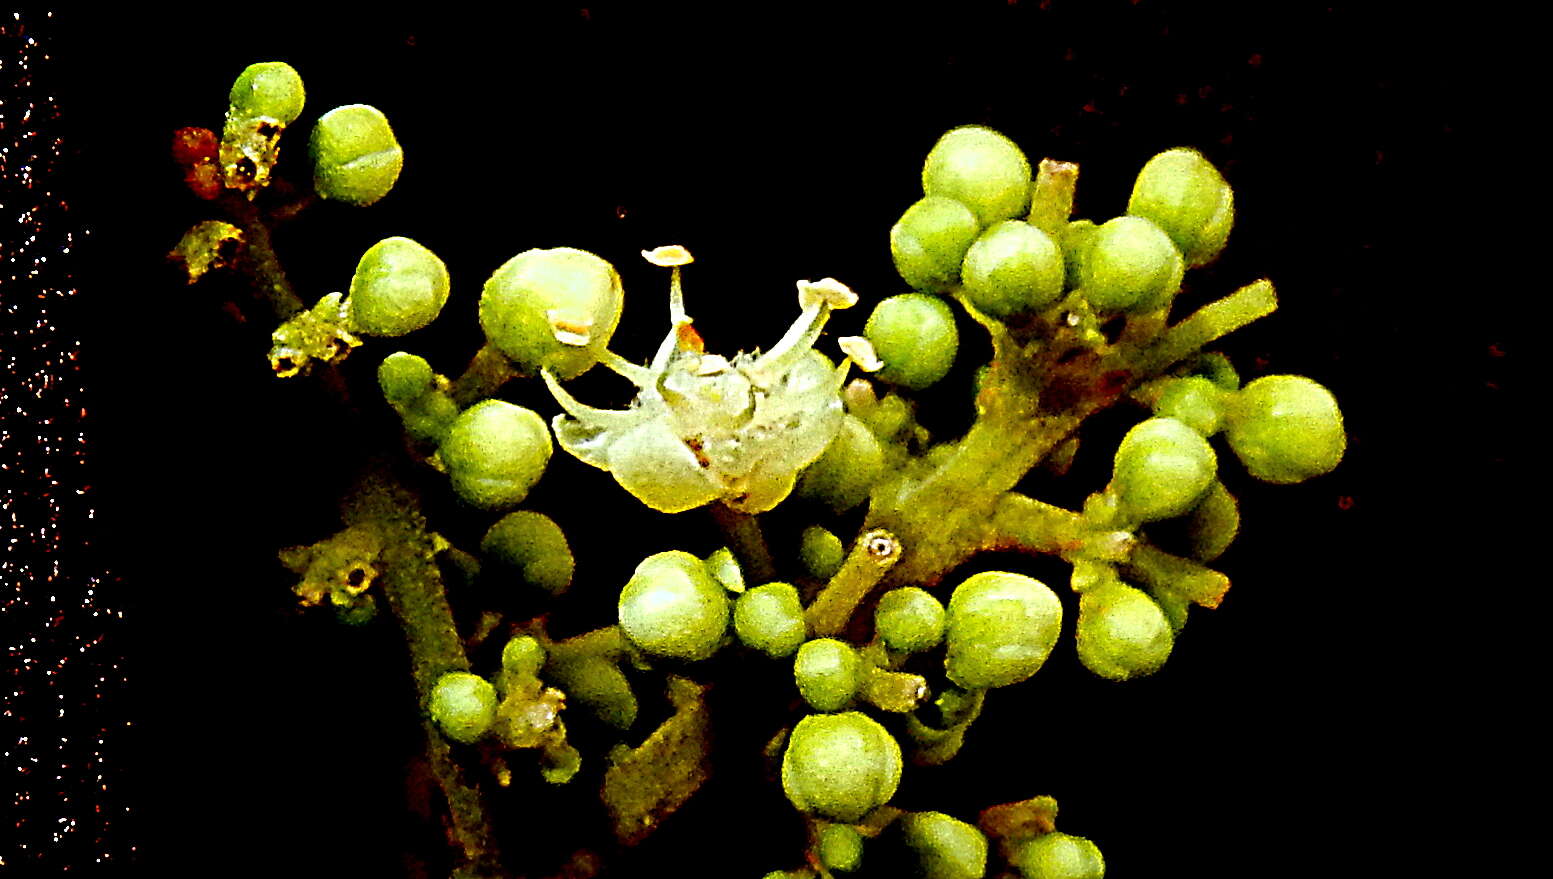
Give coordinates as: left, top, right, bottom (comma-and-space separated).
944, 572, 1062, 689
781, 711, 902, 823
618, 550, 729, 661
438, 400, 552, 510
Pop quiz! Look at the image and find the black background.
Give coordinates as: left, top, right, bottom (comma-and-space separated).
42, 2, 1500, 876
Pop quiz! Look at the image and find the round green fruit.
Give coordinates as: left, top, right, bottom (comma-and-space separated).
500, 635, 546, 679
1223, 375, 1345, 483
1014, 832, 1105, 879
900, 811, 988, 879
377, 351, 436, 406
618, 550, 729, 661
819, 823, 864, 872
864, 293, 958, 391
874, 587, 946, 654
479, 247, 625, 380
1078, 215, 1184, 313
1076, 582, 1174, 681
437, 400, 552, 509
797, 414, 885, 513
733, 582, 808, 659
1110, 417, 1217, 523
481, 511, 574, 594
781, 711, 902, 823
799, 526, 846, 581
1152, 375, 1227, 437
428, 671, 497, 744
1127, 147, 1234, 268
794, 638, 864, 712
890, 195, 982, 293
347, 237, 451, 337
944, 571, 1062, 689
310, 104, 403, 206
960, 220, 1065, 318
922, 125, 1032, 226
228, 61, 305, 125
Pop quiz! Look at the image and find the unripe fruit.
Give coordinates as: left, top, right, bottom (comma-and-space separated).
377, 351, 436, 405
1185, 480, 1238, 562
874, 587, 946, 654
438, 400, 553, 510
865, 293, 959, 391
1128, 147, 1234, 268
1110, 417, 1217, 523
228, 61, 305, 126
479, 247, 625, 380
781, 711, 902, 822
960, 220, 1065, 318
890, 196, 982, 293
617, 550, 729, 661
799, 526, 846, 581
797, 414, 885, 513
944, 572, 1062, 689
500, 635, 546, 679
1078, 216, 1184, 313
1013, 832, 1105, 879
1152, 375, 1227, 437
900, 811, 989, 879
1075, 581, 1174, 681
1224, 375, 1345, 483
794, 638, 864, 712
922, 125, 1032, 226
819, 823, 864, 872
548, 654, 637, 729
310, 104, 403, 206
481, 511, 574, 595
733, 583, 808, 659
429, 671, 498, 744
347, 237, 451, 337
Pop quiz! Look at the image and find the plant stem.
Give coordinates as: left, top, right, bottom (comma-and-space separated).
226, 195, 304, 320
1133, 279, 1277, 375
1027, 158, 1079, 240
805, 529, 901, 637
452, 343, 520, 409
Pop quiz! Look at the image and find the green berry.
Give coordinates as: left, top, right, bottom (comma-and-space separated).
347, 237, 451, 337
794, 638, 864, 712
819, 823, 864, 872
733, 583, 808, 659
1062, 219, 1098, 292
799, 526, 846, 581
1224, 375, 1345, 483
781, 711, 902, 823
1110, 417, 1217, 523
899, 811, 988, 879
922, 125, 1032, 226
437, 400, 552, 509
797, 414, 884, 513
944, 571, 1062, 690
1185, 480, 1238, 562
500, 635, 546, 679
378, 351, 436, 405
1128, 147, 1234, 268
865, 294, 958, 391
548, 654, 637, 730
1076, 581, 1174, 681
1014, 832, 1105, 879
309, 104, 403, 206
874, 587, 946, 654
228, 61, 305, 126
1078, 216, 1184, 313
890, 195, 982, 293
429, 671, 497, 744
479, 247, 625, 380
960, 220, 1065, 318
1152, 376, 1227, 437
481, 511, 574, 595
617, 550, 730, 661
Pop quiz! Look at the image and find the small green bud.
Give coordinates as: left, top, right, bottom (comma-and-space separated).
899, 811, 988, 879
734, 583, 808, 659
1013, 832, 1105, 879
347, 237, 450, 337
890, 195, 982, 293
228, 61, 304, 126
500, 636, 546, 679
618, 550, 729, 661
481, 511, 574, 595
377, 351, 435, 405
865, 293, 959, 391
310, 104, 403, 206
799, 526, 846, 581
781, 711, 902, 822
438, 400, 553, 510
874, 587, 946, 654
1185, 480, 1239, 562
1110, 417, 1217, 523
1076, 581, 1174, 681
400, 391, 458, 445
944, 572, 1062, 689
922, 125, 1032, 226
794, 638, 864, 712
960, 219, 1065, 318
1152, 375, 1227, 437
1128, 146, 1234, 267
479, 247, 625, 380
429, 671, 497, 744
547, 654, 637, 729
1224, 375, 1345, 484
1079, 215, 1184, 313
818, 823, 864, 872
797, 414, 884, 513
